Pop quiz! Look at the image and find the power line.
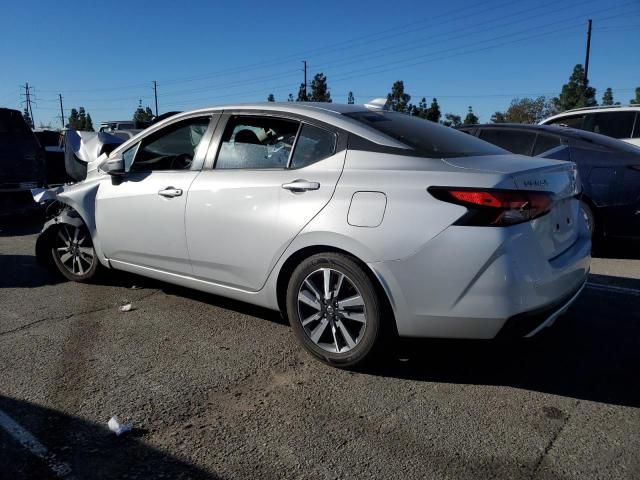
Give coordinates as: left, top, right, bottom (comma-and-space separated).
35, 0, 515, 95
30, 0, 634, 107
53, 0, 630, 106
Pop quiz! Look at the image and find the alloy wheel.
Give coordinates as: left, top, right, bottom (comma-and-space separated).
53, 225, 96, 276
297, 267, 367, 354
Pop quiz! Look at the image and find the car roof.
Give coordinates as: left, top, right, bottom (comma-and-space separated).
139, 102, 410, 150
461, 123, 640, 154
551, 104, 640, 114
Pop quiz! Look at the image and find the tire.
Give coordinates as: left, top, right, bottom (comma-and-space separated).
50, 223, 99, 282
580, 200, 596, 237
286, 252, 383, 368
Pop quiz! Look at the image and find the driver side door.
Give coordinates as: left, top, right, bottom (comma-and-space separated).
96, 114, 216, 275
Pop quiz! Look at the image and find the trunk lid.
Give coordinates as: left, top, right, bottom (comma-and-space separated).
444, 155, 582, 259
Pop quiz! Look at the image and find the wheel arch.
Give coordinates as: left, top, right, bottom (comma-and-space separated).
36, 205, 86, 267
579, 194, 603, 236
275, 245, 397, 335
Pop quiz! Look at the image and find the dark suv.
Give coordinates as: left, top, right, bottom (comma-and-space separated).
0, 108, 46, 216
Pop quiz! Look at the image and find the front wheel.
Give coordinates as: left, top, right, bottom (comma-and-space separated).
286, 253, 383, 368
51, 223, 99, 282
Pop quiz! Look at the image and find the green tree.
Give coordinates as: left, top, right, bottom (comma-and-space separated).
67, 108, 79, 129
490, 111, 506, 123
267, 93, 275, 102
463, 106, 479, 125
78, 107, 87, 130
410, 97, 429, 118
630, 87, 640, 105
296, 83, 308, 102
347, 91, 355, 104
133, 103, 154, 128
553, 64, 597, 112
287, 93, 294, 102
387, 80, 411, 113
310, 73, 331, 102
426, 98, 441, 123
602, 88, 614, 106
22, 108, 34, 129
85, 114, 94, 132
66, 107, 94, 131
503, 96, 555, 124
442, 113, 462, 127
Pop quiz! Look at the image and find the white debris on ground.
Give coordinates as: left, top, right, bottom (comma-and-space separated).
118, 303, 132, 313
107, 416, 132, 436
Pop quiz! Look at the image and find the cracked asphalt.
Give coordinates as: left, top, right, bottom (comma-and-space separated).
0, 218, 639, 479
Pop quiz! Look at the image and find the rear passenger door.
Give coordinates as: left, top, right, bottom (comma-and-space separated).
185, 113, 346, 291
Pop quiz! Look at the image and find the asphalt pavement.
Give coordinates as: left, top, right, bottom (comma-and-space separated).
0, 218, 638, 480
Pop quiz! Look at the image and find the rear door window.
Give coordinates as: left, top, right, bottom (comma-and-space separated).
289, 124, 337, 169
478, 129, 536, 156
216, 116, 299, 169
586, 111, 636, 138
533, 134, 562, 156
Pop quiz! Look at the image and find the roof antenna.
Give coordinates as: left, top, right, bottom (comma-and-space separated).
364, 98, 390, 110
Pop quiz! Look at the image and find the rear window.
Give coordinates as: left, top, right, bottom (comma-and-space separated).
478, 129, 536, 156
345, 111, 505, 157
586, 111, 636, 139
0, 109, 30, 134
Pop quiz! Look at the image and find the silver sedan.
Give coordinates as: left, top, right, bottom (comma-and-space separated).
37, 102, 591, 367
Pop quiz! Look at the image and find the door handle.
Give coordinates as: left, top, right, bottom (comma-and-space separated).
158, 187, 183, 198
282, 180, 320, 192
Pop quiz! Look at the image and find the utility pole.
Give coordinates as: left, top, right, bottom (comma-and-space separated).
22, 83, 35, 127
584, 19, 592, 84
58, 94, 65, 129
152, 80, 158, 117
302, 61, 307, 99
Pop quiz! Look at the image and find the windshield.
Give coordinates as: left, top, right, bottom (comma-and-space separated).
345, 111, 506, 157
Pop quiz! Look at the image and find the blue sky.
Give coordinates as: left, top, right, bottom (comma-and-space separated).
1, 0, 638, 128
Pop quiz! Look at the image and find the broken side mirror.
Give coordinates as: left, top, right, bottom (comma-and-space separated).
101, 154, 126, 176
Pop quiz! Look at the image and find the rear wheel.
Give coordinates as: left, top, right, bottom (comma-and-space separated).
51, 224, 99, 282
286, 253, 382, 368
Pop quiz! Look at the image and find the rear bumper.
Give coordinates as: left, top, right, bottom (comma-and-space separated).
368, 222, 591, 339
495, 279, 586, 339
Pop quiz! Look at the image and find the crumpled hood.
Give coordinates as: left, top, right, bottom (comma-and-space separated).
64, 129, 124, 181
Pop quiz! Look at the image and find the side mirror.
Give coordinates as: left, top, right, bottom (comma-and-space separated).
101, 155, 125, 176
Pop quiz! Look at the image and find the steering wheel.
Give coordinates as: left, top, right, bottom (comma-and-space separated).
171, 153, 193, 170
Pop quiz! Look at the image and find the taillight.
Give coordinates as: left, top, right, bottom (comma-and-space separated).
428, 187, 554, 226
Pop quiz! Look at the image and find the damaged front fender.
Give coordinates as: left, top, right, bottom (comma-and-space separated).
33, 179, 108, 269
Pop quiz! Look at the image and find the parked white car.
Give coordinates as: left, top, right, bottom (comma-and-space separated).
36, 102, 591, 367
540, 105, 640, 147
